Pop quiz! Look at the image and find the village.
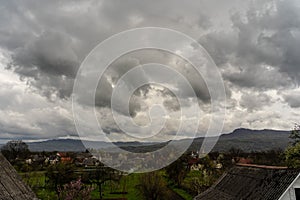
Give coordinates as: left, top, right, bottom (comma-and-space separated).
2, 133, 300, 200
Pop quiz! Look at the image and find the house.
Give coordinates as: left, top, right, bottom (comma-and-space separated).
233, 157, 253, 164
0, 153, 38, 200
194, 164, 300, 200
82, 157, 98, 167
189, 158, 201, 171
57, 152, 73, 164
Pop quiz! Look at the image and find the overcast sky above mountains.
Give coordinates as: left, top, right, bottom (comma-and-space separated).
0, 0, 299, 142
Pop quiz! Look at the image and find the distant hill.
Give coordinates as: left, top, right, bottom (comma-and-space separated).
27, 138, 155, 152
24, 128, 292, 152
28, 139, 89, 152
189, 128, 291, 152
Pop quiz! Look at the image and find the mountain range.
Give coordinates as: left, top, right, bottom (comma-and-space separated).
2, 128, 292, 152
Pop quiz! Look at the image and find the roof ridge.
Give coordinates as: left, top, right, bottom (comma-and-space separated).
0, 153, 38, 199
236, 163, 289, 169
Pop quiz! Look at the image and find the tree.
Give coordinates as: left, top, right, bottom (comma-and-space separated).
228, 147, 244, 157
285, 142, 300, 168
45, 163, 76, 195
187, 172, 211, 195
87, 165, 121, 199
165, 155, 188, 187
290, 124, 300, 145
136, 172, 168, 200
58, 178, 93, 200
285, 124, 300, 168
1, 140, 30, 163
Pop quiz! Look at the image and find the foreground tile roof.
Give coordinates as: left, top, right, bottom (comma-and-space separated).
194, 164, 300, 200
0, 154, 37, 200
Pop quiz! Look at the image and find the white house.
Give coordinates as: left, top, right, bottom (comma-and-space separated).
280, 172, 300, 200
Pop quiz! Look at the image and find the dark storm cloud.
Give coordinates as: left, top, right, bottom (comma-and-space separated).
94, 49, 211, 115
200, 31, 238, 66
2, 0, 299, 98
0, 0, 299, 141
0, 0, 215, 105
7, 30, 79, 99
13, 30, 79, 78
1, 25, 80, 99
200, 0, 300, 90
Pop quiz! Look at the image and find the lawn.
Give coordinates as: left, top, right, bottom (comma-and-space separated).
19, 171, 143, 200
19, 170, 193, 200
90, 173, 141, 200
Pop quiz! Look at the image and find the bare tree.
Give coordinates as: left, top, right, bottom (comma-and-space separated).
87, 165, 121, 199
1, 140, 30, 163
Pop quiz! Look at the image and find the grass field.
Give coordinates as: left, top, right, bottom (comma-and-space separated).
19, 171, 148, 200
19, 169, 208, 200
90, 173, 141, 200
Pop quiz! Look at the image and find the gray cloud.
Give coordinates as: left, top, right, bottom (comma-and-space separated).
7, 30, 79, 99
0, 69, 75, 140
13, 30, 79, 77
94, 49, 211, 114
0, 0, 299, 141
239, 92, 272, 111
283, 93, 300, 108
223, 65, 292, 90
200, 0, 300, 89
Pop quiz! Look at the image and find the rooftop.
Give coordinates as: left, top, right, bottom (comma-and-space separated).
0, 154, 37, 200
194, 164, 300, 200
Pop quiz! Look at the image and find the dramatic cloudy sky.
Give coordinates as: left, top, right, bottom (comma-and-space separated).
0, 0, 299, 142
